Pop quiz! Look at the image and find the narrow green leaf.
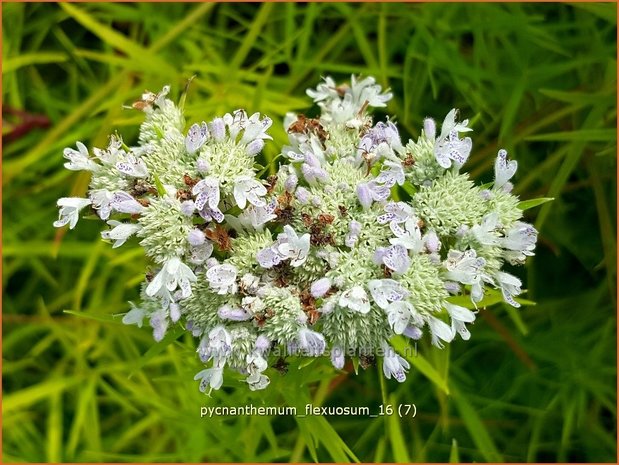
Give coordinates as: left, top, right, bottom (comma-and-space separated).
517, 197, 554, 210
388, 394, 410, 463
525, 129, 615, 142
4, 52, 68, 73
153, 174, 166, 196
451, 387, 503, 462
447, 438, 458, 463
391, 337, 450, 394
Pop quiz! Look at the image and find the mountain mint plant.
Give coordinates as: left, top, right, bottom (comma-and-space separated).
55, 76, 539, 393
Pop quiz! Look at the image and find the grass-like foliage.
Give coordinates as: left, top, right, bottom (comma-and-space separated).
2, 2, 616, 463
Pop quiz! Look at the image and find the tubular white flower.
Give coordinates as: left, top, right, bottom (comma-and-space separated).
110, 191, 145, 214
311, 278, 332, 298
146, 257, 197, 299
116, 154, 149, 178
426, 315, 454, 349
276, 225, 310, 267
101, 220, 141, 248
494, 149, 518, 190
206, 264, 238, 295
194, 364, 224, 392
494, 271, 523, 308
338, 286, 371, 314
185, 122, 209, 154
368, 279, 408, 309
381, 342, 410, 383
385, 301, 414, 334
53, 197, 92, 229
233, 176, 267, 209
390, 217, 424, 253
297, 328, 326, 356
63, 141, 99, 171
122, 304, 146, 328
329, 345, 345, 369
444, 302, 476, 341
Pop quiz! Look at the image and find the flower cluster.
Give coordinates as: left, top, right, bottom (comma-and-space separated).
55, 76, 538, 393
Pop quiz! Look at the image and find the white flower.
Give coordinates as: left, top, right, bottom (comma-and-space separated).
188, 242, 214, 265
502, 221, 537, 262
381, 342, 410, 382
194, 364, 224, 392
192, 177, 221, 211
470, 212, 500, 246
375, 159, 405, 187
53, 197, 92, 229
116, 154, 149, 178
390, 218, 424, 253
206, 263, 238, 295
331, 346, 345, 370
149, 308, 169, 342
385, 301, 414, 334
277, 225, 311, 267
246, 351, 270, 391
437, 108, 473, 140
100, 220, 141, 248
377, 201, 415, 227
146, 257, 197, 299
122, 303, 147, 328
63, 141, 99, 171
382, 244, 411, 275
494, 271, 523, 308
306, 76, 340, 102
426, 315, 454, 349
494, 149, 517, 190
89, 189, 114, 220
443, 249, 490, 305
110, 191, 145, 214
444, 302, 476, 340
198, 326, 232, 362
423, 117, 436, 140
443, 249, 486, 285
338, 286, 370, 314
233, 176, 267, 209
423, 230, 441, 253
185, 122, 209, 154
240, 112, 273, 145
434, 109, 473, 169
297, 328, 326, 356
368, 279, 409, 309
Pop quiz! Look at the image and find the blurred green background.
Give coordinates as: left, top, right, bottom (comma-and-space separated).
2, 2, 617, 463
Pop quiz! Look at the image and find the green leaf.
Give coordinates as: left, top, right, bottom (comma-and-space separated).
4, 52, 68, 73
451, 387, 504, 462
64, 310, 121, 324
525, 129, 615, 142
449, 438, 460, 463
387, 394, 410, 463
59, 3, 176, 78
391, 337, 450, 394
153, 174, 166, 196
517, 197, 554, 210
130, 326, 185, 376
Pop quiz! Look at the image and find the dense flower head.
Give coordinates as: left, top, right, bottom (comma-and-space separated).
55, 76, 540, 392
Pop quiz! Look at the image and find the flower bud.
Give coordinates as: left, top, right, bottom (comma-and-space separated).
187, 228, 205, 246
310, 278, 331, 298
246, 138, 264, 156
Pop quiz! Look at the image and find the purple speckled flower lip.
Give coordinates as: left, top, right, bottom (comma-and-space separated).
54, 75, 539, 393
